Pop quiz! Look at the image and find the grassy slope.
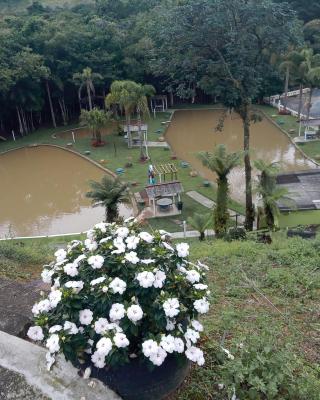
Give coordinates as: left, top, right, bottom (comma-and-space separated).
172, 234, 320, 399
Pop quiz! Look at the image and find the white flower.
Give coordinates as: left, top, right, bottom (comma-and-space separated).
63, 262, 78, 277
136, 271, 155, 288
54, 249, 67, 263
174, 338, 185, 353
153, 270, 166, 288
185, 270, 200, 284
191, 320, 203, 332
109, 278, 127, 294
124, 251, 139, 264
197, 261, 209, 271
149, 347, 167, 366
185, 346, 205, 366
49, 290, 62, 308
116, 227, 129, 238
222, 347, 235, 360
184, 328, 200, 344
106, 322, 123, 333
94, 318, 109, 334
46, 334, 60, 353
73, 254, 86, 265
79, 309, 93, 326
94, 222, 108, 233
68, 240, 82, 252
114, 333, 129, 348
91, 350, 106, 369
96, 337, 113, 356
166, 319, 176, 331
86, 229, 95, 240
53, 277, 60, 289
46, 352, 55, 371
32, 299, 51, 316
194, 283, 208, 290
41, 269, 53, 284
193, 298, 210, 314
63, 321, 78, 335
100, 236, 112, 244
141, 259, 155, 265
83, 367, 91, 379
127, 304, 143, 323
88, 255, 104, 269
162, 242, 174, 252
163, 298, 180, 317
90, 277, 106, 286
27, 326, 44, 341
125, 235, 140, 250
84, 239, 98, 252
142, 339, 158, 357
111, 244, 126, 255
49, 325, 62, 334
65, 280, 84, 293
139, 232, 154, 243
160, 335, 175, 353
102, 285, 109, 293
176, 243, 189, 258
109, 303, 126, 321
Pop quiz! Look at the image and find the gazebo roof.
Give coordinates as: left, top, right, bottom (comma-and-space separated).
145, 181, 183, 199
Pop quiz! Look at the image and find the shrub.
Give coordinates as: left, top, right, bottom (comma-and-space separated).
27, 219, 210, 373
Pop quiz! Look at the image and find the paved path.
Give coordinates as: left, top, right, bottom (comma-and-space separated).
0, 279, 48, 337
132, 141, 169, 148
0, 330, 121, 400
186, 191, 245, 224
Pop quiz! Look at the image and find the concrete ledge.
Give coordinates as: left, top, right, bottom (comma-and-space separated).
0, 330, 121, 400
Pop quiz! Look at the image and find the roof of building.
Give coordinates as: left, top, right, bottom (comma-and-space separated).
145, 181, 183, 199
276, 169, 320, 211
301, 119, 320, 127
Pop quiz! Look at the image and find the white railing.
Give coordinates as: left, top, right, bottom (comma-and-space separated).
264, 88, 310, 104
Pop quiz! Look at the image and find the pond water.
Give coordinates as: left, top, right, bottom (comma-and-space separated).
166, 109, 317, 202
0, 146, 133, 238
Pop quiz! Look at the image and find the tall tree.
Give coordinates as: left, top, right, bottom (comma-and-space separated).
198, 144, 242, 238
149, 0, 301, 230
73, 67, 103, 111
254, 160, 289, 230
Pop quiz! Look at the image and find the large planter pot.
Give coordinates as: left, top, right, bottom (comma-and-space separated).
87, 354, 190, 400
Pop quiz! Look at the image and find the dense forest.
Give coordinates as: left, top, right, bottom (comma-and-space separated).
0, 0, 319, 136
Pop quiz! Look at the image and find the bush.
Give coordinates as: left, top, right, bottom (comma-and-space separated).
27, 219, 210, 372
225, 227, 246, 241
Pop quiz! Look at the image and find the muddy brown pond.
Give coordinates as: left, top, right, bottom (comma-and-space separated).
166, 109, 317, 202
0, 146, 133, 238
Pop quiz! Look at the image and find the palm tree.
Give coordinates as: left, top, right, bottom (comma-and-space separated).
133, 83, 155, 160
279, 49, 301, 112
86, 176, 130, 222
106, 80, 137, 148
187, 213, 211, 241
105, 80, 155, 154
80, 108, 111, 143
73, 67, 102, 111
254, 160, 289, 230
292, 48, 320, 121
198, 144, 242, 238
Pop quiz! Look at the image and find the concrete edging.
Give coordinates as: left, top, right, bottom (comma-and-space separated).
0, 330, 121, 400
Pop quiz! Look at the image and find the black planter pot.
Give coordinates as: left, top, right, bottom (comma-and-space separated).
88, 354, 190, 400
287, 230, 316, 239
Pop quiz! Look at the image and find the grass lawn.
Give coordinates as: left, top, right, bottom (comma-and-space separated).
0, 109, 244, 234
171, 234, 320, 399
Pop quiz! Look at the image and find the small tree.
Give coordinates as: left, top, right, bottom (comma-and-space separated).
187, 213, 211, 241
80, 108, 110, 143
86, 175, 130, 222
254, 160, 289, 230
198, 145, 242, 238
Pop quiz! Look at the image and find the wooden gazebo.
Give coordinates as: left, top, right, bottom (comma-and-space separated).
150, 95, 168, 114
144, 181, 184, 216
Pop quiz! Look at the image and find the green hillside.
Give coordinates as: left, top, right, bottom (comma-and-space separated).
0, 0, 94, 12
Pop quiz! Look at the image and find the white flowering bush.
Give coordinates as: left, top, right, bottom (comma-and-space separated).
28, 218, 210, 371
